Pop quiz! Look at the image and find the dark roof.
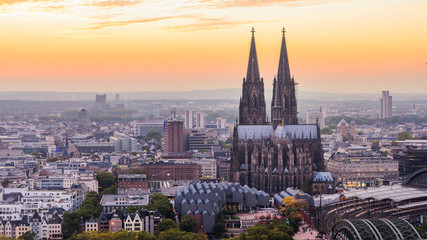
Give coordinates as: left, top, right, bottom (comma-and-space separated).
31, 212, 41, 222
47, 214, 62, 224
2, 192, 23, 201
98, 212, 112, 222
48, 208, 66, 215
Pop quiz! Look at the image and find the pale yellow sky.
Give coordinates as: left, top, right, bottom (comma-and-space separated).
0, 0, 426, 93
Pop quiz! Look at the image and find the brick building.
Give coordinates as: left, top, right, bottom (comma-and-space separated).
116, 163, 201, 187
118, 174, 147, 190
163, 120, 184, 153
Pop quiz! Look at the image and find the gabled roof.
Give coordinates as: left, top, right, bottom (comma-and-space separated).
338, 119, 349, 127
313, 172, 334, 182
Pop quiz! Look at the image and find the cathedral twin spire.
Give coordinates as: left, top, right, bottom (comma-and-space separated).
246, 27, 261, 83
239, 27, 298, 127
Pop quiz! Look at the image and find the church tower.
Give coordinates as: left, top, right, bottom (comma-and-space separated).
272, 28, 298, 126
239, 28, 266, 125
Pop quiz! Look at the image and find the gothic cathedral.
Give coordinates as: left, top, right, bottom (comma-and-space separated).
231, 28, 324, 194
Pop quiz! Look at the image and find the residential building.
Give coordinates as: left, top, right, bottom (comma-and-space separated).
77, 109, 91, 127
47, 213, 62, 240
163, 120, 184, 153
184, 109, 194, 129
118, 174, 147, 190
30, 212, 42, 239
198, 158, 217, 179
110, 132, 140, 153
15, 221, 30, 239
188, 130, 218, 151
85, 216, 98, 232
306, 110, 325, 129
216, 117, 227, 129
116, 163, 202, 187
195, 112, 206, 129
100, 193, 149, 212
134, 120, 164, 137
217, 159, 231, 181
123, 210, 162, 235
109, 213, 122, 233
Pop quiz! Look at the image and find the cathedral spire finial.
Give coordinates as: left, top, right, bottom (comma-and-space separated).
277, 27, 291, 83
246, 27, 260, 83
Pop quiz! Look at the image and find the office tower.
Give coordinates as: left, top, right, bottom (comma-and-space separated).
380, 91, 392, 119
134, 120, 164, 137
306, 111, 324, 129
77, 109, 90, 127
195, 112, 206, 129
163, 120, 184, 153
95, 94, 107, 110
216, 117, 227, 129
231, 28, 323, 193
184, 109, 194, 129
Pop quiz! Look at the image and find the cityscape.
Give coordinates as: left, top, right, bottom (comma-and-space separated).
1, 0, 427, 240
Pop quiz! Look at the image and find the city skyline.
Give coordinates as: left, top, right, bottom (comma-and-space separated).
1, 0, 426, 93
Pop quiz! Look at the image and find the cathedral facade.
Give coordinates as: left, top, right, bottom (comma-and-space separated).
231, 28, 324, 194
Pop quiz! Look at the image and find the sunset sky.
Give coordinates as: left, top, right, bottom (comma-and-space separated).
0, 0, 426, 93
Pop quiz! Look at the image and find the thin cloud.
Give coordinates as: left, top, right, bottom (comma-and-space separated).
0, 0, 55, 5
83, 0, 141, 8
77, 16, 189, 30
194, 0, 349, 8
163, 18, 272, 32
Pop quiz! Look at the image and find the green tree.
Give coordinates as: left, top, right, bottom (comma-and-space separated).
371, 140, 380, 151
77, 192, 103, 220
96, 171, 116, 192
146, 130, 162, 142
19, 231, 36, 240
301, 180, 313, 195
234, 219, 293, 240
46, 157, 59, 163
179, 215, 196, 232
1, 178, 11, 188
146, 193, 175, 219
128, 205, 138, 213
129, 168, 147, 174
320, 127, 333, 135
397, 131, 413, 141
157, 228, 204, 240
100, 185, 118, 197
62, 212, 80, 239
69, 230, 156, 240
391, 141, 398, 146
213, 222, 227, 237
155, 219, 178, 235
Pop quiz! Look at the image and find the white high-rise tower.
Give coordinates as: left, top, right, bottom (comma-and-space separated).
380, 91, 392, 119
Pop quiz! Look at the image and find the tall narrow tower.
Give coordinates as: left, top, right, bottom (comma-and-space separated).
274, 27, 298, 125
239, 27, 266, 125
380, 91, 392, 119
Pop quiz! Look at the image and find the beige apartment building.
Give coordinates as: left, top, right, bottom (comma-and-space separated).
326, 153, 398, 188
